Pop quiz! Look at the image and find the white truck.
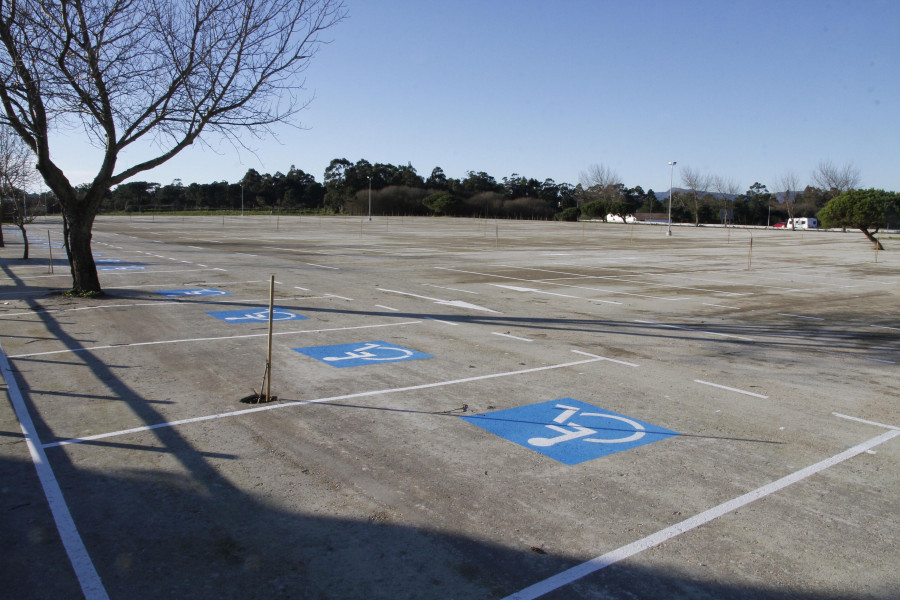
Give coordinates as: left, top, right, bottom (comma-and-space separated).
786, 217, 818, 229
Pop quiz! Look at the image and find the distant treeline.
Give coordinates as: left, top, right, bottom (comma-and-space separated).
82, 158, 850, 225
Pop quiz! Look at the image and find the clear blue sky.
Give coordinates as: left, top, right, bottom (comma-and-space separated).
53, 0, 899, 193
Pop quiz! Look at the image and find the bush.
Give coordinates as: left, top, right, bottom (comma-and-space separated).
556, 207, 580, 221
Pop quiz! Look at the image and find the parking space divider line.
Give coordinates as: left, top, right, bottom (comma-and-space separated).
42, 357, 608, 449
0, 343, 110, 600
11, 321, 423, 359
503, 429, 900, 600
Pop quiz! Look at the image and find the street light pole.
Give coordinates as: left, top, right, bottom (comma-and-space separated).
367, 175, 372, 221
667, 161, 677, 236
241, 184, 244, 217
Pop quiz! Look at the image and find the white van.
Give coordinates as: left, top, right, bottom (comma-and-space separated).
786, 217, 818, 229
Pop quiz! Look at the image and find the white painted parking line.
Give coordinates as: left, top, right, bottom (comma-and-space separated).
778, 313, 824, 321
570, 350, 639, 367
304, 262, 339, 270
426, 318, 458, 326
42, 356, 609, 449
437, 267, 687, 301
634, 319, 755, 342
833, 413, 899, 430
381, 288, 499, 313
422, 284, 480, 295
492, 332, 533, 342
498, 264, 751, 297
870, 324, 900, 332
491, 284, 580, 299
702, 303, 740, 309
694, 380, 768, 399
0, 344, 110, 600
10, 321, 422, 359
503, 428, 900, 600
326, 294, 354, 301
375, 305, 400, 312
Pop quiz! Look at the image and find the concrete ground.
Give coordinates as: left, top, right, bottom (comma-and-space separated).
1, 215, 898, 600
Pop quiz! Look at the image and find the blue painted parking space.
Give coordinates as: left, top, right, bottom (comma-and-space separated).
293, 341, 433, 368
155, 288, 231, 298
462, 398, 678, 465
207, 307, 307, 323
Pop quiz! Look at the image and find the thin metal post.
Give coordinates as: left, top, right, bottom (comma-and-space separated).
265, 275, 275, 402
48, 230, 54, 274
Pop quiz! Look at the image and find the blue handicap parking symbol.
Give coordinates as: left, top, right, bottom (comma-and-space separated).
207, 307, 307, 324
155, 288, 231, 298
293, 341, 433, 368
462, 398, 678, 465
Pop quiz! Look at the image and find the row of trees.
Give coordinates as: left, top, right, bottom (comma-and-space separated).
75, 158, 872, 229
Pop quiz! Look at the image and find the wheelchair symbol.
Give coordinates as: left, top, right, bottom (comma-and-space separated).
185, 288, 228, 295
527, 404, 646, 447
321, 342, 414, 362
224, 309, 298, 322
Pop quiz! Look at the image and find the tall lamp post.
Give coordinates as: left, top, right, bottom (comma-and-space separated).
367, 175, 372, 221
667, 161, 677, 236
240, 184, 244, 217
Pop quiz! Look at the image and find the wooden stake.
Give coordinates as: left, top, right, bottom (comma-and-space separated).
47, 230, 54, 274
266, 275, 275, 402
747, 234, 753, 270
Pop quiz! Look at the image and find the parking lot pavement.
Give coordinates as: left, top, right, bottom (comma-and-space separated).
2, 217, 898, 599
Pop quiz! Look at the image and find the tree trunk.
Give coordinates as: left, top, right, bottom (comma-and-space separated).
860, 228, 884, 250
65, 210, 102, 293
17, 224, 28, 259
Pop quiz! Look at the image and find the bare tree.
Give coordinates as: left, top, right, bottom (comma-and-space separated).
711, 175, 741, 226
0, 123, 39, 257
680, 166, 710, 226
579, 163, 623, 212
811, 160, 860, 198
579, 163, 620, 190
0, 0, 346, 293
775, 171, 802, 230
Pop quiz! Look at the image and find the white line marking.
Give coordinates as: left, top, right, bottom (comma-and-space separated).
294, 286, 310, 291
326, 294, 354, 301
381, 288, 499, 313
778, 313, 824, 321
304, 262, 339, 270
570, 349, 639, 367
702, 303, 740, 309
422, 284, 479, 295
0, 344, 109, 599
694, 380, 769, 399
492, 332, 533, 342
502, 428, 900, 600
375, 305, 399, 312
436, 267, 687, 301
425, 318, 458, 326
498, 264, 751, 297
490, 284, 580, 299
43, 357, 607, 448
10, 321, 422, 358
634, 319, 754, 342
832, 412, 899, 430
870, 324, 900, 332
